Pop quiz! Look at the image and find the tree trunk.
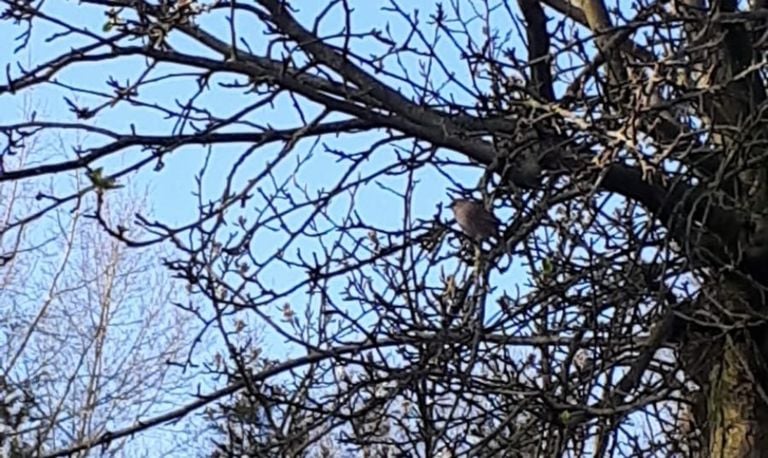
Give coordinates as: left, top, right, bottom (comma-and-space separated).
708, 338, 768, 457
688, 280, 768, 457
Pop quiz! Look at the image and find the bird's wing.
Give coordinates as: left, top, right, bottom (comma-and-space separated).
477, 207, 500, 227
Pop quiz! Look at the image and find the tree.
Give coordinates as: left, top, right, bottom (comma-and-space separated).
0, 98, 194, 455
2, 0, 767, 456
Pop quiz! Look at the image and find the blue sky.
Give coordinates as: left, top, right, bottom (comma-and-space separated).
0, 1, 496, 454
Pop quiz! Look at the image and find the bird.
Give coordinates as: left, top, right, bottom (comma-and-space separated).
494, 134, 544, 189
449, 198, 500, 242
509, 152, 542, 189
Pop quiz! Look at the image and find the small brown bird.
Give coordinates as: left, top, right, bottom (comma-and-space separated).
450, 198, 500, 241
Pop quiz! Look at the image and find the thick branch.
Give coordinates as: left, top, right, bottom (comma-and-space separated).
577, 0, 628, 87
539, 0, 654, 63
519, 0, 555, 102
256, 0, 450, 129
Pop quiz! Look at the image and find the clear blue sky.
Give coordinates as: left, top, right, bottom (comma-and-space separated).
0, 2, 495, 455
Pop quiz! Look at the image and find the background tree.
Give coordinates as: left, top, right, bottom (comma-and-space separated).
2, 0, 767, 456
0, 98, 194, 456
